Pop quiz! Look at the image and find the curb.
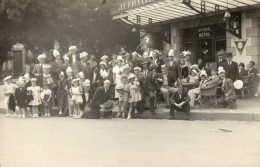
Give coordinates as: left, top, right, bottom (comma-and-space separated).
1, 107, 259, 121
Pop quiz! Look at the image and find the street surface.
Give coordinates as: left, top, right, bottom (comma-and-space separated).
0, 115, 259, 167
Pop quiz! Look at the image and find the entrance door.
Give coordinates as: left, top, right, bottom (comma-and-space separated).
12, 50, 23, 77
215, 39, 226, 61
197, 39, 214, 63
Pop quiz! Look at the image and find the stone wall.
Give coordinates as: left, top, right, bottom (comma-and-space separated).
227, 9, 260, 67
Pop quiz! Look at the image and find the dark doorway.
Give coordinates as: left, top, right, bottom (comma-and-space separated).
12, 50, 23, 77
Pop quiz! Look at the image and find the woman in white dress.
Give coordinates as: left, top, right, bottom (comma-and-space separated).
113, 56, 124, 98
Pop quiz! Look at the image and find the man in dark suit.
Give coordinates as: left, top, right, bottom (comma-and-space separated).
50, 50, 63, 81
77, 52, 91, 79
222, 53, 239, 82
88, 80, 113, 119
68, 46, 80, 75
140, 61, 161, 114
169, 84, 191, 120
33, 54, 46, 86
165, 50, 181, 84
217, 69, 237, 109
217, 52, 227, 68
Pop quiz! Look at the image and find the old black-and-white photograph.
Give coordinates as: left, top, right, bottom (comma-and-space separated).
0, 0, 260, 166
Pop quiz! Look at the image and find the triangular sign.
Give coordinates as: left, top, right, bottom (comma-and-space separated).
234, 39, 247, 55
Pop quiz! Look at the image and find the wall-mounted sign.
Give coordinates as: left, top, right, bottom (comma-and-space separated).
119, 0, 156, 11
197, 26, 211, 38
234, 39, 247, 55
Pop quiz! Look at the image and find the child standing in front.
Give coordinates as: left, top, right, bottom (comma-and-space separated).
40, 82, 52, 117
27, 78, 42, 118
116, 75, 129, 118
127, 74, 141, 119
70, 78, 83, 119
15, 79, 27, 118
66, 67, 74, 117
2, 76, 17, 117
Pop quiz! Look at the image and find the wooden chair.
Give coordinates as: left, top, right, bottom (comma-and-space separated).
200, 85, 218, 106
240, 75, 253, 99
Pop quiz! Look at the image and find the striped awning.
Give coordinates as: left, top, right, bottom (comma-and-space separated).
112, 0, 260, 25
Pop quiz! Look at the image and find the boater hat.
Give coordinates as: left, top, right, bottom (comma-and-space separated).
80, 52, 88, 59
31, 78, 37, 82
141, 60, 149, 65
53, 50, 60, 58
128, 74, 136, 80
134, 67, 141, 71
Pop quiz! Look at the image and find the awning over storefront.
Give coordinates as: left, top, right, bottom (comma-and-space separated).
112, 0, 260, 26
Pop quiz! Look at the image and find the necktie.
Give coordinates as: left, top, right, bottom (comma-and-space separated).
40, 64, 43, 74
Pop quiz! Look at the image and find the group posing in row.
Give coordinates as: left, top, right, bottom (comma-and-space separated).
3, 46, 260, 120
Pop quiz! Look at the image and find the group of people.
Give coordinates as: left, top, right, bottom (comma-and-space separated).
2, 45, 260, 120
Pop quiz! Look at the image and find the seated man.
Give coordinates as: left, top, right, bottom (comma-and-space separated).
217, 69, 237, 109
169, 83, 191, 120
87, 80, 113, 119
158, 65, 178, 109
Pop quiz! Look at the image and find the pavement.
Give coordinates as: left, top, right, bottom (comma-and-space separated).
0, 116, 259, 167
0, 85, 260, 121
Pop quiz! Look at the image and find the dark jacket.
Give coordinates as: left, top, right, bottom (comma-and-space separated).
77, 61, 92, 79
90, 86, 113, 108
50, 60, 63, 81
170, 90, 191, 105
140, 70, 162, 92
238, 68, 248, 79
149, 58, 164, 73
165, 61, 181, 83
15, 87, 27, 107
223, 61, 239, 82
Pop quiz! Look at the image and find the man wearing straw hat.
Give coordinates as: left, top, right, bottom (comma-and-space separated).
217, 69, 237, 109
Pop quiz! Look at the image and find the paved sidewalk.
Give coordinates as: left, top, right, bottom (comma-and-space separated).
1, 85, 260, 121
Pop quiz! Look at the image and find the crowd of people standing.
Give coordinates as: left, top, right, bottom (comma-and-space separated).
2, 45, 260, 120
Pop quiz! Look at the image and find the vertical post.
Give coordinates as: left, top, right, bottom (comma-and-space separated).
137, 15, 141, 25
148, 18, 152, 24
201, 0, 205, 13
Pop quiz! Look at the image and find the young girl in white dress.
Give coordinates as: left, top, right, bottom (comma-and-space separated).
27, 78, 42, 118
127, 74, 141, 119
113, 56, 124, 98
2, 76, 17, 117
70, 78, 83, 118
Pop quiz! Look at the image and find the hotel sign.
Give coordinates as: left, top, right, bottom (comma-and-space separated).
119, 0, 157, 11
197, 26, 212, 38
